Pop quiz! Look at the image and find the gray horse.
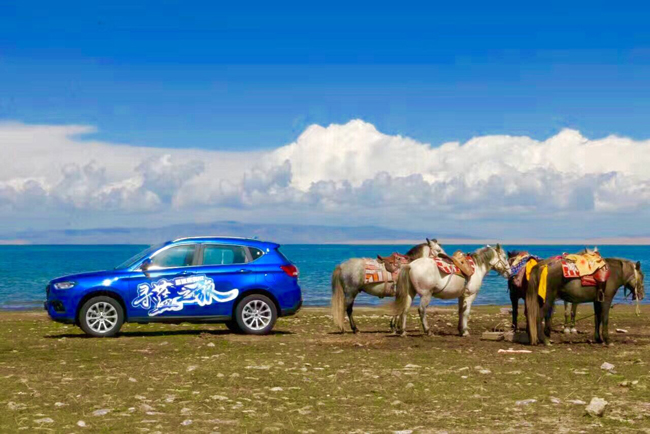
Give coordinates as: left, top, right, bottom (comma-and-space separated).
331, 239, 445, 333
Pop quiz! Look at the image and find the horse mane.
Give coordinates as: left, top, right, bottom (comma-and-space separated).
405, 243, 426, 259
471, 246, 495, 266
507, 250, 523, 259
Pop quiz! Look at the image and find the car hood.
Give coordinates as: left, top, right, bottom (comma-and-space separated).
51, 269, 122, 283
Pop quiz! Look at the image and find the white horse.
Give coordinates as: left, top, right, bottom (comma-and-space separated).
331, 239, 445, 333
393, 244, 511, 337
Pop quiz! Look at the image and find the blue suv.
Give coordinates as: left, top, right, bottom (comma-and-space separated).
45, 237, 302, 337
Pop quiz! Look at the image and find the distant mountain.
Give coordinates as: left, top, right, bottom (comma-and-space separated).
3, 221, 475, 245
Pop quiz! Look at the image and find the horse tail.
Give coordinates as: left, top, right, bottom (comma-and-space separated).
331, 266, 346, 332
393, 265, 413, 316
525, 266, 540, 345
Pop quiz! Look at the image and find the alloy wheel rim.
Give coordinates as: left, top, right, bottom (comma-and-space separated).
242, 300, 272, 330
86, 302, 118, 334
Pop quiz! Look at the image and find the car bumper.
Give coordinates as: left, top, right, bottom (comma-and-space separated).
44, 300, 75, 324
280, 297, 302, 317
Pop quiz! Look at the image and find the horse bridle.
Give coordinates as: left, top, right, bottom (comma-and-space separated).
492, 249, 511, 277
627, 267, 642, 299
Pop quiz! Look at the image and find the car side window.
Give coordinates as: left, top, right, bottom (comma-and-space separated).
248, 247, 264, 261
151, 244, 196, 268
202, 245, 248, 265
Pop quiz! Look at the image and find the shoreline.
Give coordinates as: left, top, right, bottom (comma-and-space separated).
4, 238, 650, 245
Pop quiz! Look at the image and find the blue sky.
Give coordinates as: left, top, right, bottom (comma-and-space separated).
2, 1, 650, 150
2, 1, 650, 239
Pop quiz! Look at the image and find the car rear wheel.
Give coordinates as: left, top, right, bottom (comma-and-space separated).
234, 294, 277, 335
79, 296, 124, 337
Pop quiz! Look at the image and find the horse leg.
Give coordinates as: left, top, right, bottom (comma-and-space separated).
511, 293, 519, 331
539, 300, 553, 346
593, 301, 603, 344
345, 294, 359, 334
458, 292, 477, 337
601, 298, 613, 346
563, 301, 571, 334
571, 303, 578, 334
389, 316, 396, 334
544, 303, 554, 339
419, 293, 433, 336
398, 291, 413, 337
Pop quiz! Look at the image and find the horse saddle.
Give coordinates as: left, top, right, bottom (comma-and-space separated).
365, 253, 410, 297
510, 254, 538, 288
561, 252, 610, 287
435, 251, 475, 278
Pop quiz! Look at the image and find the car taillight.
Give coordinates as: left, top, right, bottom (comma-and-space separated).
281, 264, 299, 277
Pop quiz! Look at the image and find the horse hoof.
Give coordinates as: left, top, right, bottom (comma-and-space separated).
563, 328, 571, 335
571, 328, 578, 334
605, 341, 614, 347
352, 329, 359, 334
460, 331, 470, 337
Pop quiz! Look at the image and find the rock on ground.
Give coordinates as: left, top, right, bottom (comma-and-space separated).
585, 397, 608, 417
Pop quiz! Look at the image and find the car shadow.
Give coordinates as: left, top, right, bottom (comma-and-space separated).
45, 329, 294, 338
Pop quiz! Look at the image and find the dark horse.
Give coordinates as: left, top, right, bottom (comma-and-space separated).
526, 257, 644, 346
506, 251, 538, 331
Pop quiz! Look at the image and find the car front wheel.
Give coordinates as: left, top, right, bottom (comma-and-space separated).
79, 296, 124, 337
234, 294, 277, 335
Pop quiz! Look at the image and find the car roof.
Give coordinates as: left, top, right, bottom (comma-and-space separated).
170, 236, 279, 249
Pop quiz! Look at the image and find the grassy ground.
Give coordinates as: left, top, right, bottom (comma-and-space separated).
1, 305, 649, 433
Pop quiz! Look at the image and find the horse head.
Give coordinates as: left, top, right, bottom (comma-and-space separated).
426, 238, 445, 257
627, 260, 645, 301
488, 244, 511, 278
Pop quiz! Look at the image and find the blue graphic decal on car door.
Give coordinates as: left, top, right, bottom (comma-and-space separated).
131, 274, 239, 316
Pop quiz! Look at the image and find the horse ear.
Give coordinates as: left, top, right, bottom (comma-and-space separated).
496, 243, 501, 250
426, 238, 431, 244
432, 238, 437, 243
377, 255, 384, 262
636, 261, 641, 270
594, 246, 599, 252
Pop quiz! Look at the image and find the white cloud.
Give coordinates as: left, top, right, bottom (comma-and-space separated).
1, 119, 650, 235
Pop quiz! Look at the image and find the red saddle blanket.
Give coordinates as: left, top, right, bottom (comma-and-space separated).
364, 260, 398, 284
434, 255, 475, 277
562, 261, 610, 287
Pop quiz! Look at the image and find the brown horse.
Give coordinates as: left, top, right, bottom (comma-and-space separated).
526, 257, 644, 346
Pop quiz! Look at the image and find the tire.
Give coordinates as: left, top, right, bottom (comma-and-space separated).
224, 320, 242, 333
78, 296, 124, 337
234, 294, 277, 335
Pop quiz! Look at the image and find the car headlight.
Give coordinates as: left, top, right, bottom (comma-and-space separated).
53, 281, 76, 290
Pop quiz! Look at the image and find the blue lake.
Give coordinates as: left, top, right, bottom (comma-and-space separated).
1, 244, 648, 310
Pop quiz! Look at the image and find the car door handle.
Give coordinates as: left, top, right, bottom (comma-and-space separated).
239, 269, 252, 273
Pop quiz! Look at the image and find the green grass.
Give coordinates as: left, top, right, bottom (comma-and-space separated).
1, 305, 649, 432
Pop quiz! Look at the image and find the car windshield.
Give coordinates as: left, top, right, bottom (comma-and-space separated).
114, 243, 166, 270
